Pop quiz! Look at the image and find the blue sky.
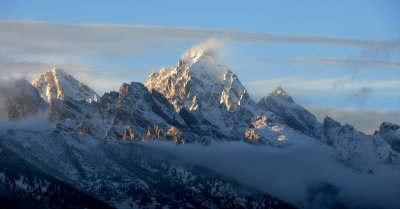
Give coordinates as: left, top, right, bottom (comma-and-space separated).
0, 0, 399, 132
1, 0, 399, 39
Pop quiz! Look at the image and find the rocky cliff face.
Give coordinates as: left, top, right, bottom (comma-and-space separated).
102, 82, 187, 141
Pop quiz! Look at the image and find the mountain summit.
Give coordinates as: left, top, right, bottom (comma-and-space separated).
32, 68, 99, 103
270, 86, 294, 103
146, 48, 254, 137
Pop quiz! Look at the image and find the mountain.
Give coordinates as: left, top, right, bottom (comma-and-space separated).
146, 50, 254, 139
1, 45, 400, 209
32, 68, 99, 104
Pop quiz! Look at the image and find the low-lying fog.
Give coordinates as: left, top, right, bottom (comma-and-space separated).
147, 141, 400, 209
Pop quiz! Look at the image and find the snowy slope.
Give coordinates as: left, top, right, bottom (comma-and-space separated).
256, 86, 322, 138
322, 117, 399, 170
0, 143, 113, 209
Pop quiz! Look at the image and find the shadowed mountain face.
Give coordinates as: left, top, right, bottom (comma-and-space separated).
0, 130, 295, 209
0, 139, 114, 209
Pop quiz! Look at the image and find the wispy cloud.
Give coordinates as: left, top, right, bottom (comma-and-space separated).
246, 77, 400, 97
1, 20, 399, 57
285, 56, 400, 106
288, 57, 400, 70
0, 56, 51, 80
350, 86, 374, 104
0, 56, 91, 83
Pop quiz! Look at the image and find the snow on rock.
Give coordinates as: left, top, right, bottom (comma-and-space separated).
244, 111, 316, 147
32, 68, 99, 104
256, 86, 323, 138
146, 46, 254, 138
322, 117, 399, 170
375, 122, 400, 153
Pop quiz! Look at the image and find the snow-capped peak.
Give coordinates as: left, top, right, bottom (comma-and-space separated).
146, 40, 254, 137
146, 41, 250, 112
32, 68, 99, 103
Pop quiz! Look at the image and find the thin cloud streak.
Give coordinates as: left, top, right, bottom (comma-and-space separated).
246, 77, 400, 94
1, 20, 399, 57
289, 57, 400, 69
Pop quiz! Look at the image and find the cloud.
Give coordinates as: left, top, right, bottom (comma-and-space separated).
0, 79, 53, 131
0, 113, 53, 132
245, 77, 400, 98
0, 56, 51, 80
146, 141, 400, 209
308, 106, 400, 134
350, 86, 374, 104
1, 20, 399, 57
288, 57, 400, 70
181, 38, 225, 59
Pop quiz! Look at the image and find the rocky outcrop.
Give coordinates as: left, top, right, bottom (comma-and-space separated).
102, 82, 188, 142
166, 126, 185, 144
